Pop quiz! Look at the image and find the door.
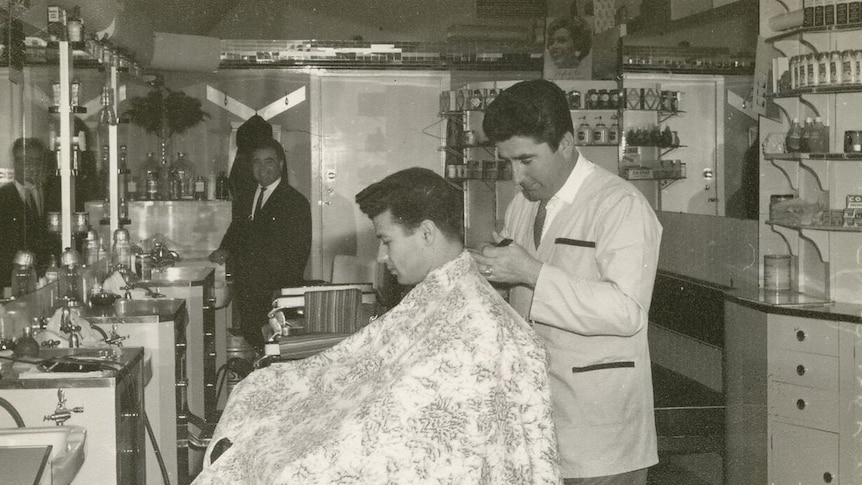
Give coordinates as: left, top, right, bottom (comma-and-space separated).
310, 71, 448, 283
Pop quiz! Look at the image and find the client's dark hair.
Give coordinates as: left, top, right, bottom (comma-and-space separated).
356, 167, 464, 242
482, 79, 574, 152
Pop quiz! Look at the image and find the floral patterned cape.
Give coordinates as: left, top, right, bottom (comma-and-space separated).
193, 251, 560, 484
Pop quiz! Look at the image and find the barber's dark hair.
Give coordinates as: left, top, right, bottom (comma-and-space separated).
356, 167, 464, 242
482, 79, 573, 151
249, 136, 289, 181
547, 17, 592, 60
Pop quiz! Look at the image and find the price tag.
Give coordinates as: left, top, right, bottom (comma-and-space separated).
846, 195, 862, 209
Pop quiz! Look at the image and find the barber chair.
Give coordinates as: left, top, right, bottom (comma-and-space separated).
267, 283, 378, 359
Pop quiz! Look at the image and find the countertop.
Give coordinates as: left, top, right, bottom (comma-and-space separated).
81, 298, 187, 324
0, 347, 144, 389
725, 287, 862, 324
138, 266, 215, 287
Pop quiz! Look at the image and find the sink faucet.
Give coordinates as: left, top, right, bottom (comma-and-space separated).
44, 389, 83, 426
58, 306, 82, 349
120, 283, 165, 299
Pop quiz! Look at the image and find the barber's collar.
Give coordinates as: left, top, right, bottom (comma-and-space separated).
546, 152, 594, 209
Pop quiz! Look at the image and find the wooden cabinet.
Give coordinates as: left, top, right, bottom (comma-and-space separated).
724, 299, 861, 484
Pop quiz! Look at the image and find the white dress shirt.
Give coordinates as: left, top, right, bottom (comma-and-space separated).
251, 177, 281, 220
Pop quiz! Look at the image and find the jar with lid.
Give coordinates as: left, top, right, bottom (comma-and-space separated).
830, 51, 842, 85
790, 56, 799, 90
807, 53, 818, 86
576, 117, 592, 146
608, 116, 620, 145
58, 247, 83, 302
841, 50, 855, 84
111, 227, 132, 271
817, 52, 830, 85
592, 117, 609, 145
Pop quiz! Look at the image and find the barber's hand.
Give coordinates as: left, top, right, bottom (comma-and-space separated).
471, 240, 542, 287
209, 248, 229, 266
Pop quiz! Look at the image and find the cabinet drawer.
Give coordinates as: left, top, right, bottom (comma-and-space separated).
770, 421, 839, 484
770, 315, 839, 357
769, 382, 839, 432
769, 349, 839, 392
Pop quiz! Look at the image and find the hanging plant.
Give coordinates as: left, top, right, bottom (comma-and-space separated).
124, 85, 209, 138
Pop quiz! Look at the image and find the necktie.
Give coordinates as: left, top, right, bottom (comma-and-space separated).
533, 200, 547, 249
253, 186, 266, 220
25, 188, 39, 216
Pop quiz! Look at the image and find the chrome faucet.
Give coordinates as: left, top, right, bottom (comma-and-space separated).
120, 283, 165, 299
104, 324, 128, 347
44, 389, 83, 426
58, 306, 82, 349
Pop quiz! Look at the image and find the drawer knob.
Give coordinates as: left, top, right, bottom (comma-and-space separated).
796, 330, 806, 341
823, 471, 833, 483
796, 398, 806, 410
796, 364, 806, 376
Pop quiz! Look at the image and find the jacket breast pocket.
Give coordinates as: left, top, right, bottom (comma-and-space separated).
570, 361, 637, 426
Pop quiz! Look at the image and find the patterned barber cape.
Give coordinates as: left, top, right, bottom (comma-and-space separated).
193, 251, 560, 485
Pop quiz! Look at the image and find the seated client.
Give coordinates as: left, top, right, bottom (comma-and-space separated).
192, 167, 560, 484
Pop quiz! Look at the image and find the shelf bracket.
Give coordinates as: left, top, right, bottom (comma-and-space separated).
798, 95, 820, 118
799, 228, 830, 263
770, 159, 799, 192
769, 224, 799, 257
798, 158, 828, 192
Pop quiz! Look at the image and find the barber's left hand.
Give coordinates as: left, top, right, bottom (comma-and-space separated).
471, 240, 542, 287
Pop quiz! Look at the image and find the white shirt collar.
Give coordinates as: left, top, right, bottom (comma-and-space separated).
13, 180, 36, 201
259, 177, 281, 192
546, 151, 594, 210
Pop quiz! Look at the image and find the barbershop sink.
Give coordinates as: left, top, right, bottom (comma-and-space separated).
0, 425, 86, 485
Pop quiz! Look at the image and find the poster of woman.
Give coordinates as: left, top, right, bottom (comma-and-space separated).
543, 15, 593, 80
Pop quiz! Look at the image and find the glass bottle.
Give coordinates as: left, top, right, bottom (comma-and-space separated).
608, 116, 620, 146
141, 152, 160, 201
45, 254, 60, 284
13, 326, 40, 359
58, 247, 83, 302
786, 118, 802, 153
193, 176, 207, 200
812, 116, 830, 153
158, 153, 171, 201
172, 152, 193, 199
216, 171, 230, 200
800, 117, 814, 152
10, 251, 37, 298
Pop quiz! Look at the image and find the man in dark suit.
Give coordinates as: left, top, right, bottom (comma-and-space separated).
210, 137, 312, 352
0, 137, 53, 290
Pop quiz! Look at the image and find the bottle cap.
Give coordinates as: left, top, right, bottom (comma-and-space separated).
13, 250, 35, 267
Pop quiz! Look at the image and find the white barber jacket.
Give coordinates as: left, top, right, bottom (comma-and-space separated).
502, 155, 662, 478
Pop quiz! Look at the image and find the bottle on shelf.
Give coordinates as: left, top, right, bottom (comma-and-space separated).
141, 152, 159, 201
800, 117, 814, 152
158, 153, 171, 201
172, 152, 193, 199
576, 117, 592, 146
193, 176, 207, 201
45, 254, 60, 284
207, 169, 218, 200
118, 144, 129, 202
810, 116, 829, 152
169, 169, 183, 201
786, 118, 802, 153
126, 174, 139, 201
216, 171, 230, 200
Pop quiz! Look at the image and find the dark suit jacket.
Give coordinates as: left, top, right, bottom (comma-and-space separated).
0, 182, 53, 288
219, 179, 312, 297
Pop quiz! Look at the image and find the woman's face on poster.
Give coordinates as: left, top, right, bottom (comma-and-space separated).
548, 26, 580, 69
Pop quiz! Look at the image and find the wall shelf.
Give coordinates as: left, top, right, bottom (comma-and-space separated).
764, 23, 862, 43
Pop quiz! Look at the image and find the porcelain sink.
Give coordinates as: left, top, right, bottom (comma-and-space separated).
0, 425, 86, 485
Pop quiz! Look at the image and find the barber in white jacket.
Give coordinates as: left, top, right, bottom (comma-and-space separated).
473, 79, 662, 484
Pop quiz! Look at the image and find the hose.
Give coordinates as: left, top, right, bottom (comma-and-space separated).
0, 396, 26, 428
144, 410, 171, 485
